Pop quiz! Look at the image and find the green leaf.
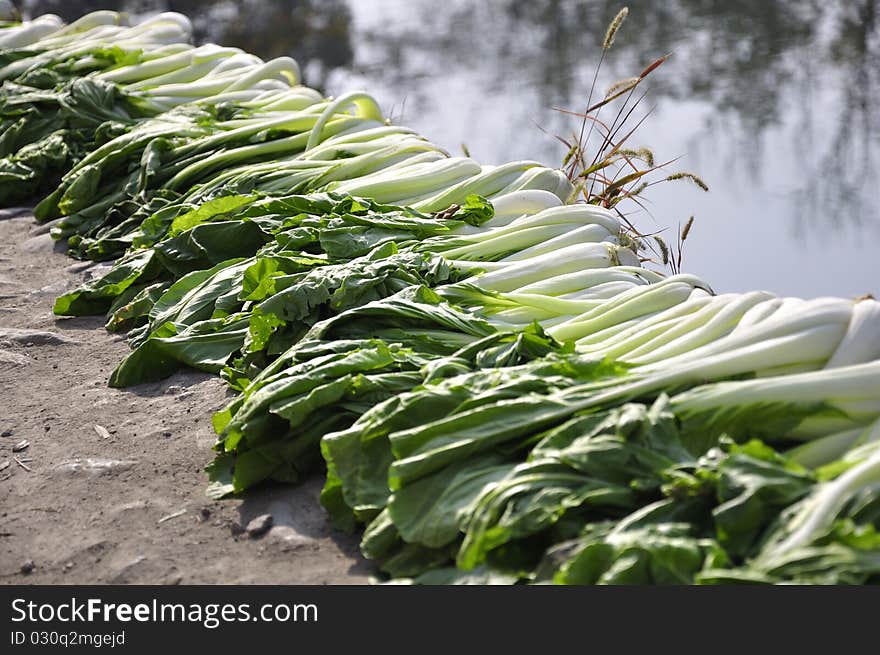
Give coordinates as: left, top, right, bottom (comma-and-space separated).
388, 454, 512, 548
712, 452, 814, 558
54, 248, 160, 316
555, 523, 725, 585
168, 193, 259, 236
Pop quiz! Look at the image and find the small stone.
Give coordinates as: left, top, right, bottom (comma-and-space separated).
1, 429, 12, 437
0, 460, 9, 472
53, 458, 137, 477
66, 261, 94, 274
162, 430, 172, 438
0, 327, 76, 346
199, 507, 211, 521
12, 439, 29, 452
20, 560, 34, 574
229, 522, 245, 536
0, 349, 29, 367
246, 514, 273, 538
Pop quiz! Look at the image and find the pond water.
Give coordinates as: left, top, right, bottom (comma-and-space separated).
22, 0, 880, 297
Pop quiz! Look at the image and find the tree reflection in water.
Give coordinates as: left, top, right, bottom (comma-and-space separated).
338, 0, 878, 236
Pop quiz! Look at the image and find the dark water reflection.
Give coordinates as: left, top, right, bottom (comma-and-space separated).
21, 0, 880, 296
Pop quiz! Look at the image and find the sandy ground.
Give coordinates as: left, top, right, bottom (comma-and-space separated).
0, 208, 369, 584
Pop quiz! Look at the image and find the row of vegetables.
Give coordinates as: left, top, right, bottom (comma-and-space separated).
2, 9, 879, 584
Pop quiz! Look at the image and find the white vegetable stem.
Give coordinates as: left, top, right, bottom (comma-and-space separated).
824, 297, 880, 369
763, 437, 880, 556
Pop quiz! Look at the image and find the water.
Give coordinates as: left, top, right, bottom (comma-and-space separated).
22, 0, 880, 297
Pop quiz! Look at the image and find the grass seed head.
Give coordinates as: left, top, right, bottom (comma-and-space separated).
681, 215, 695, 241
605, 76, 640, 97
666, 172, 709, 192
652, 235, 670, 265
603, 7, 629, 50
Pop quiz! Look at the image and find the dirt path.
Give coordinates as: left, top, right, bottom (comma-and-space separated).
0, 208, 369, 584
